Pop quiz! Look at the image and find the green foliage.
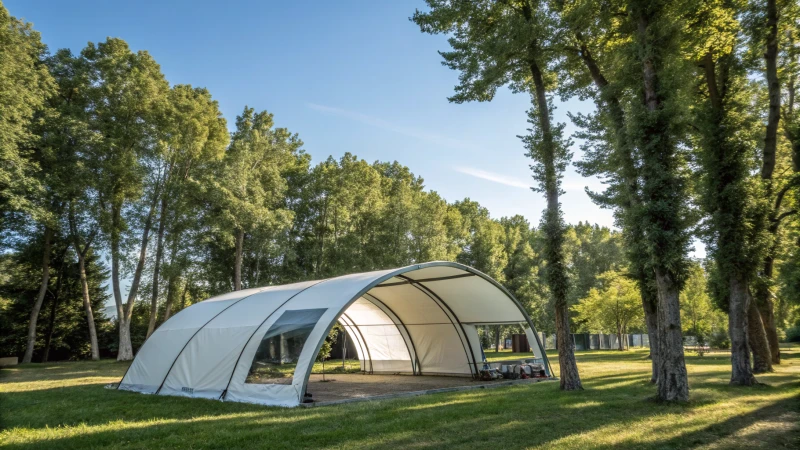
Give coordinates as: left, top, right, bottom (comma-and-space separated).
572, 271, 644, 337
0, 1, 54, 223
0, 237, 112, 360
680, 263, 726, 345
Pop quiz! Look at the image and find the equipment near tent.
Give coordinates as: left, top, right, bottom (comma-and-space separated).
118, 261, 553, 407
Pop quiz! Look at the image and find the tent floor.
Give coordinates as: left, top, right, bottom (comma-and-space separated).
303, 373, 554, 407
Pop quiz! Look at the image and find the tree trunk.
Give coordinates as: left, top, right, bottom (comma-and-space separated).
748, 299, 773, 373
113, 185, 160, 361
23, 227, 53, 364
234, 228, 244, 291
757, 0, 783, 368
147, 196, 168, 338
179, 276, 190, 311
495, 325, 501, 352
76, 249, 100, 361
654, 269, 689, 402
729, 276, 757, 385
42, 250, 67, 363
109, 203, 133, 361
762, 0, 780, 181
617, 326, 624, 351
42, 295, 57, 363
641, 286, 659, 383
163, 275, 177, 322
754, 274, 781, 365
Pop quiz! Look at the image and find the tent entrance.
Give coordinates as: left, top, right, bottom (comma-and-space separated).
304, 291, 487, 404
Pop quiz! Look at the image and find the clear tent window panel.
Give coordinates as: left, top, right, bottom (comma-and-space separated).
245, 308, 327, 385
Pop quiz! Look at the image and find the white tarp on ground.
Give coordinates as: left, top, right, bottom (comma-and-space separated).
119, 261, 550, 407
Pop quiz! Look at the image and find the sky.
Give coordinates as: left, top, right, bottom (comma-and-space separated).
7, 0, 703, 277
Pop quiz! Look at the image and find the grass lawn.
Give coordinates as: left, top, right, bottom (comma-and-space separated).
1, 346, 798, 449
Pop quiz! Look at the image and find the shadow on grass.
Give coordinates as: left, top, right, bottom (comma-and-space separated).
2, 346, 798, 449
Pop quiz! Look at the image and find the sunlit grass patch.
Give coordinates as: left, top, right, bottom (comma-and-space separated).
1, 346, 797, 449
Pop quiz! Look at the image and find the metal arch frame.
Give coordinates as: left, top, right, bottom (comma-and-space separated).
298, 261, 554, 404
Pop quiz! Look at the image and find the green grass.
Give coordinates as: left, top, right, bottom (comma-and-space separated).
1, 346, 798, 449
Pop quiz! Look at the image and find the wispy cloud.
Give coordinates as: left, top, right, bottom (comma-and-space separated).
306, 103, 473, 149
455, 166, 606, 192
454, 166, 531, 189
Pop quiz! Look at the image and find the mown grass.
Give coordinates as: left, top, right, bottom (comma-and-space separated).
1, 346, 798, 449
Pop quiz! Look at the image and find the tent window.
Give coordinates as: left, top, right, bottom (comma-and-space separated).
245, 308, 327, 385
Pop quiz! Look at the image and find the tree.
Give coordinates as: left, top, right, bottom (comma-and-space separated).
414, 0, 583, 391
749, 0, 800, 366
572, 271, 644, 350
81, 38, 170, 361
679, 264, 727, 351
558, 0, 662, 384
208, 107, 301, 290
691, 1, 769, 382
0, 2, 56, 364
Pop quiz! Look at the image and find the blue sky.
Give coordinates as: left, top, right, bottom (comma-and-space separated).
10, 0, 704, 263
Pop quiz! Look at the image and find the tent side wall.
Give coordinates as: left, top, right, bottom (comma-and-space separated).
158, 281, 320, 399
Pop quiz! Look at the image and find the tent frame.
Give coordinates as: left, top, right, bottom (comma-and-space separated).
296, 262, 553, 401
119, 261, 553, 406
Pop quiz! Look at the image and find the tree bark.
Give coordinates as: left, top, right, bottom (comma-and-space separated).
76, 247, 100, 361
234, 228, 244, 291
42, 294, 57, 363
762, 0, 780, 180
69, 203, 100, 361
109, 202, 132, 361
23, 227, 53, 364
147, 195, 168, 338
163, 275, 177, 322
641, 286, 659, 383
42, 255, 66, 363
729, 276, 757, 385
112, 184, 160, 361
754, 266, 780, 365
748, 299, 773, 373
495, 325, 501, 351
654, 269, 689, 401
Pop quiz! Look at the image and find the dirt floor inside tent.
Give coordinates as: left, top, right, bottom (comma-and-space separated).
303, 373, 551, 406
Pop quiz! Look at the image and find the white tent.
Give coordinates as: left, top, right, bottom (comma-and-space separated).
118, 261, 551, 407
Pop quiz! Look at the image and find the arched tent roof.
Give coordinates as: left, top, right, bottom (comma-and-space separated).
119, 262, 550, 407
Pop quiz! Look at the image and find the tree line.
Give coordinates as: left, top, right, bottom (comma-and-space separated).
413, 0, 800, 401
2, 0, 799, 405
0, 2, 630, 365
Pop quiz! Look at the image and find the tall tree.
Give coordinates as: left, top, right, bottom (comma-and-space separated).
414, 0, 582, 390
81, 38, 169, 360
0, 2, 56, 364
749, 0, 800, 366
559, 0, 662, 384
625, 0, 692, 401
692, 1, 768, 382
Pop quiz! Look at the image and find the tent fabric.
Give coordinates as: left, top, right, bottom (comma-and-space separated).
119, 261, 550, 407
